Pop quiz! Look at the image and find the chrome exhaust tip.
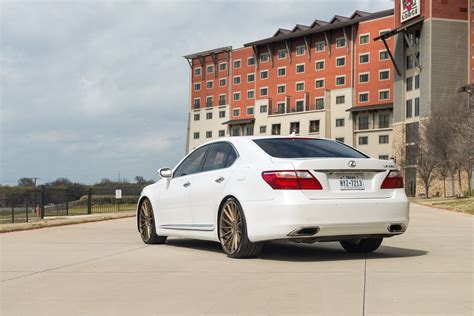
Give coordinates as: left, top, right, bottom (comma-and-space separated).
387, 223, 406, 233
287, 226, 320, 237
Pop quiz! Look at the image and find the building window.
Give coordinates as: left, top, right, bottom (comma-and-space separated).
194, 67, 201, 76
415, 97, 420, 117
233, 92, 241, 101
260, 53, 269, 63
260, 105, 267, 113
219, 94, 226, 105
315, 41, 325, 52
379, 155, 389, 160
358, 116, 369, 130
379, 135, 389, 144
315, 79, 324, 88
359, 73, 369, 83
247, 90, 255, 99
336, 95, 345, 104
406, 76, 413, 91
277, 102, 285, 114
206, 131, 212, 138
233, 76, 241, 85
247, 73, 255, 82
259, 126, 267, 133
206, 65, 214, 73
194, 83, 201, 91
406, 99, 413, 118
259, 70, 268, 80
193, 98, 200, 109
336, 76, 345, 86
206, 81, 213, 89
336, 56, 346, 67
296, 82, 304, 91
358, 136, 368, 145
315, 98, 324, 110
315, 60, 325, 70
206, 112, 212, 120
336, 118, 345, 127
296, 46, 305, 56
260, 87, 268, 97
359, 34, 370, 44
295, 100, 304, 112
219, 78, 226, 87
415, 30, 420, 45
233, 108, 240, 117
219, 130, 225, 137
290, 122, 300, 134
359, 92, 369, 103
219, 110, 225, 118
219, 63, 227, 71
206, 96, 213, 107
415, 74, 420, 89
246, 125, 254, 136
194, 113, 200, 121
247, 107, 254, 115
296, 64, 305, 73
359, 53, 369, 64
248, 56, 255, 66
277, 85, 286, 94
278, 67, 286, 76
379, 70, 390, 81
379, 50, 389, 60
379, 90, 390, 100
278, 49, 287, 59
309, 120, 320, 133
231, 126, 240, 136
271, 124, 281, 135
407, 55, 414, 69
379, 113, 390, 128
336, 37, 346, 48
336, 137, 345, 143
193, 132, 199, 139
233, 59, 241, 68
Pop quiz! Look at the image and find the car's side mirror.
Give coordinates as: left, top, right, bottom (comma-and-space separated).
158, 168, 173, 178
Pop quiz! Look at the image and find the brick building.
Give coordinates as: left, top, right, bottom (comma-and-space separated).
184, 0, 472, 196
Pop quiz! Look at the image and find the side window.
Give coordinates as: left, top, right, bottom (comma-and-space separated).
201, 142, 238, 172
174, 145, 210, 177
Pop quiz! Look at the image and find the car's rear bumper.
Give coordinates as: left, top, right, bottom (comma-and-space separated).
240, 189, 409, 242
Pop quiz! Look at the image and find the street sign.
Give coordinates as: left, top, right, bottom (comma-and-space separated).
115, 189, 122, 199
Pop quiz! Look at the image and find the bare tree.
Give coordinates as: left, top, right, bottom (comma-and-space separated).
416, 122, 437, 198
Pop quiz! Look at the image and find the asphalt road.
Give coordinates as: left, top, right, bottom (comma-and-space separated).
1, 203, 472, 315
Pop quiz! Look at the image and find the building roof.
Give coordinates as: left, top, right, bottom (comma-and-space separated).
244, 9, 394, 47
183, 46, 232, 60
222, 118, 255, 125
346, 103, 393, 112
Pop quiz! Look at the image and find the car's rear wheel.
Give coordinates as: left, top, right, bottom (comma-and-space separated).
340, 237, 383, 253
138, 199, 167, 244
218, 198, 262, 258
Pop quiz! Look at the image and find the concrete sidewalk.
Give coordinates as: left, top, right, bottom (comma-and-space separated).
1, 203, 472, 315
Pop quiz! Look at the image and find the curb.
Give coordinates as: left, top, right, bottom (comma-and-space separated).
0, 212, 136, 233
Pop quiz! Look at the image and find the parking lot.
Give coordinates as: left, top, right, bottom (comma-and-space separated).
1, 203, 472, 315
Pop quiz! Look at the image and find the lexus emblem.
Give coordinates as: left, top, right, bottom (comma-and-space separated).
348, 160, 356, 168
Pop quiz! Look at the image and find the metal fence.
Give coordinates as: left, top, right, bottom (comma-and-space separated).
0, 186, 143, 224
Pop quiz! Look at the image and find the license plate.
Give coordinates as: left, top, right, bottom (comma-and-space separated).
339, 175, 365, 190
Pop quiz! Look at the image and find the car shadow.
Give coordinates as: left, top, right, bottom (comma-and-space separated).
164, 238, 428, 262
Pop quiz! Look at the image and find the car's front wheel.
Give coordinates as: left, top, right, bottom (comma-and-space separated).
218, 198, 262, 258
138, 198, 167, 244
340, 237, 383, 253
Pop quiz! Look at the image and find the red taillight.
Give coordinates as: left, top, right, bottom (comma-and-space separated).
262, 170, 322, 190
381, 170, 404, 189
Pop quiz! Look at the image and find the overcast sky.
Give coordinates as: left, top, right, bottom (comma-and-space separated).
0, 0, 393, 185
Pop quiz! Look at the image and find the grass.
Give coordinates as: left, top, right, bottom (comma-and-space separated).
412, 196, 474, 215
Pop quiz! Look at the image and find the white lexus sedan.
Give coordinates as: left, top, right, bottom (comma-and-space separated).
137, 137, 409, 258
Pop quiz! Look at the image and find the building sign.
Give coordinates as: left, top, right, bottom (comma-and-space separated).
115, 189, 122, 199
400, 0, 420, 23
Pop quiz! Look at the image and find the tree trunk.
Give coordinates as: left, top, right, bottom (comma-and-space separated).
425, 181, 429, 199
450, 173, 455, 197
468, 169, 472, 197
458, 169, 463, 197
443, 177, 446, 197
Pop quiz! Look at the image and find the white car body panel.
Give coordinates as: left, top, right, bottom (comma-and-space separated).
137, 136, 409, 244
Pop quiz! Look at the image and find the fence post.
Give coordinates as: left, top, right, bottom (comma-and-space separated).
25, 197, 29, 223
40, 185, 45, 219
11, 205, 14, 223
87, 189, 92, 214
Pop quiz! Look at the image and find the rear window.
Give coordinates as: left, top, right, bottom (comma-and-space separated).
253, 138, 368, 158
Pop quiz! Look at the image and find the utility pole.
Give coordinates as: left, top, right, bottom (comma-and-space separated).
32, 177, 40, 187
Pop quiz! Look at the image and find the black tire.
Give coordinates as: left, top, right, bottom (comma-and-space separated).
138, 198, 167, 244
218, 197, 263, 258
340, 237, 383, 253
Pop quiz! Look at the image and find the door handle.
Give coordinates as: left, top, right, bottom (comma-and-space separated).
215, 176, 225, 183
183, 181, 191, 188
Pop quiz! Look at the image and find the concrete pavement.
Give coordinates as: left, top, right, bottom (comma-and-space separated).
1, 203, 472, 315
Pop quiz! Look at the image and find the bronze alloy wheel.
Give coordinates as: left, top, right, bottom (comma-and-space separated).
138, 199, 167, 244
218, 198, 263, 258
